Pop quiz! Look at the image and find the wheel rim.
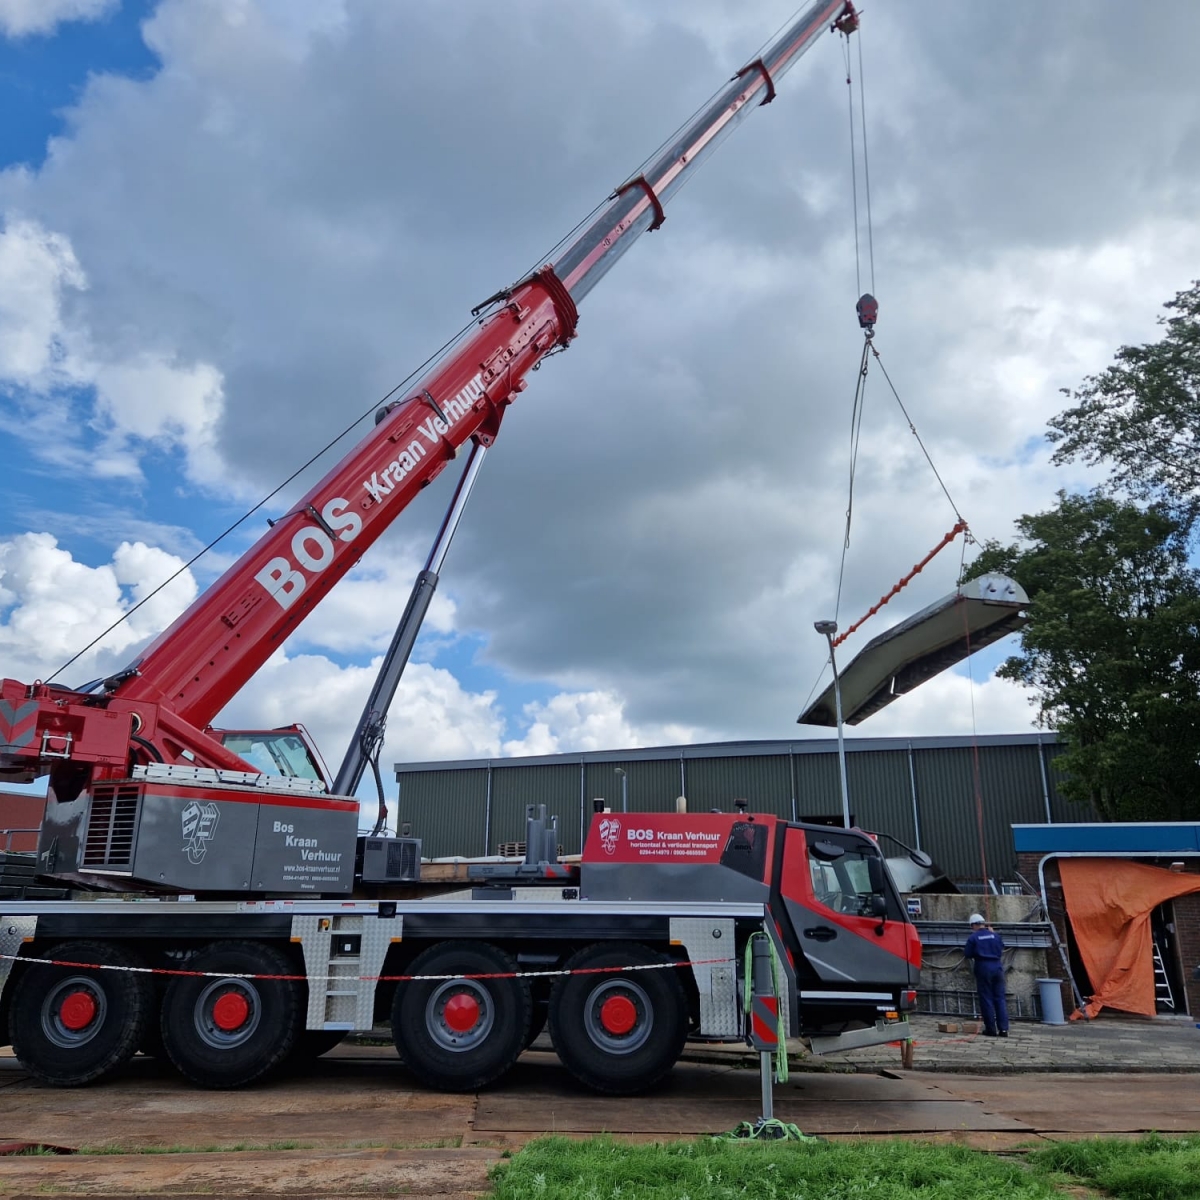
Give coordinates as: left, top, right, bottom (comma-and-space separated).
583, 978, 653, 1054
193, 978, 261, 1049
425, 979, 494, 1052
42, 977, 107, 1048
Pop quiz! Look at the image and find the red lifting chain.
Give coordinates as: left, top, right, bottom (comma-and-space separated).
833, 520, 968, 648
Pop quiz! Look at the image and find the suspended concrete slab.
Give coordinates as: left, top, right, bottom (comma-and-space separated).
798, 574, 1028, 727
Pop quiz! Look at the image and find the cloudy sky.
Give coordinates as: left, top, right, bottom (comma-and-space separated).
1, 0, 1198, 799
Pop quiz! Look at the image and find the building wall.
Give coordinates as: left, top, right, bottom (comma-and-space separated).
0, 791, 45, 852
395, 734, 1093, 880
1176, 887, 1200, 1019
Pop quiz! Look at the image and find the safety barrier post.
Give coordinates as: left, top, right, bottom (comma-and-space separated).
748, 934, 781, 1130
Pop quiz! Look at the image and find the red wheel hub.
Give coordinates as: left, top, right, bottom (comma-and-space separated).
212, 991, 251, 1031
443, 991, 481, 1033
59, 989, 97, 1031
599, 994, 637, 1035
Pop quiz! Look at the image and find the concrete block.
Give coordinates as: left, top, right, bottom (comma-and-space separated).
937, 1022, 960, 1033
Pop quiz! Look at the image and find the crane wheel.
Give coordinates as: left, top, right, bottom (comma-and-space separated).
160, 941, 302, 1089
10, 940, 151, 1087
548, 941, 687, 1095
392, 941, 530, 1091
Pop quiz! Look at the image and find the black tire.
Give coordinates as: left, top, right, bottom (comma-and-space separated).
548, 941, 687, 1095
138, 984, 168, 1059
524, 1001, 549, 1050
161, 941, 302, 1089
392, 941, 530, 1091
10, 940, 150, 1086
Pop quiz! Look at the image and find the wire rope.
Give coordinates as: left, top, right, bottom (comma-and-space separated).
834, 339, 871, 622
841, 32, 862, 298
869, 344, 967, 528
856, 30, 875, 295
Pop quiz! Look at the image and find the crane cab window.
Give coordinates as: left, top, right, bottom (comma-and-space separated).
220, 732, 324, 783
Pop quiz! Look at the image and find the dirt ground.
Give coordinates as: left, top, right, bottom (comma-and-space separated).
0, 1043, 1196, 1196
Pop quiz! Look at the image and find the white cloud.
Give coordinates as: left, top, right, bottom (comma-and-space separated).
217, 652, 506, 781
0, 532, 196, 683
847, 662, 1039, 741
0, 0, 115, 38
291, 537, 458, 657
0, 217, 83, 383
0, 215, 229, 486
502, 690, 699, 758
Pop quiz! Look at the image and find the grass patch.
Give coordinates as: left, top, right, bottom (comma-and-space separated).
490, 1135, 1060, 1200
1028, 1134, 1200, 1200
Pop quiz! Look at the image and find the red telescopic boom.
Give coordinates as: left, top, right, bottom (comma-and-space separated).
0, 1, 854, 783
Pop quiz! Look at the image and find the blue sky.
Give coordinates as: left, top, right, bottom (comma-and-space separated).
0, 2, 157, 168
2, 0, 1197, 807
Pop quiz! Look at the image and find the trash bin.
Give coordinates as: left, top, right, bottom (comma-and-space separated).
1037, 978, 1066, 1025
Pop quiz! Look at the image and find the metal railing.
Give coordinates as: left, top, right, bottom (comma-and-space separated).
916, 988, 1042, 1022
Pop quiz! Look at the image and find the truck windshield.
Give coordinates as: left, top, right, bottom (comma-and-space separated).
220, 732, 324, 782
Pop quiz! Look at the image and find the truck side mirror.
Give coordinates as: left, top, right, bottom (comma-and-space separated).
867, 854, 886, 895
870, 891, 888, 936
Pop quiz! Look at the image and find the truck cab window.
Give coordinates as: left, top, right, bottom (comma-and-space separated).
808, 838, 882, 918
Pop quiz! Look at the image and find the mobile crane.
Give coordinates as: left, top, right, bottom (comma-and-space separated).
0, 0, 922, 1094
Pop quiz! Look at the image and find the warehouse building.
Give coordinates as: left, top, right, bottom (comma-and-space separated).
394, 732, 1095, 887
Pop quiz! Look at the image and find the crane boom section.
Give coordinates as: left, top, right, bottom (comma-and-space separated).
1, 0, 853, 778
555, 0, 850, 303
115, 270, 576, 727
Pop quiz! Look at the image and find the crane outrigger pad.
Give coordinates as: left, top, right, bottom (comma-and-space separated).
798, 574, 1028, 727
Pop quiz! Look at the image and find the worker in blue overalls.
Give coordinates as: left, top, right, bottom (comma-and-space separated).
964, 913, 1008, 1037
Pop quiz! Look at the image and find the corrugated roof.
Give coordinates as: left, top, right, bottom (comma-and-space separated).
394, 732, 1060, 774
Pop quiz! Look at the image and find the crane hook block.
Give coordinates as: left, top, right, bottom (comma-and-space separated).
832, 2, 860, 37
856, 293, 878, 332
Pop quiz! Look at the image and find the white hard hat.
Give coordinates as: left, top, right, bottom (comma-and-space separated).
969, 913, 986, 925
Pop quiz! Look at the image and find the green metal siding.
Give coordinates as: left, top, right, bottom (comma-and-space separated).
395, 769, 488, 858
683, 755, 792, 818
583, 758, 684, 841
974, 744, 1053, 879
792, 751, 844, 823
842, 749, 918, 848
489, 764, 581, 856
910, 748, 979, 881
1044, 742, 1101, 823
910, 745, 1048, 882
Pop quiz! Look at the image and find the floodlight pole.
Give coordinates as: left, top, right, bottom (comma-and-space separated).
814, 620, 852, 830
614, 766, 628, 813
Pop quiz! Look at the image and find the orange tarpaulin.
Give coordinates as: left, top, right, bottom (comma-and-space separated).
1059, 858, 1200, 1020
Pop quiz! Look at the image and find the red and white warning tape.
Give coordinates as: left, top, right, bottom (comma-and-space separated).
0, 952, 728, 985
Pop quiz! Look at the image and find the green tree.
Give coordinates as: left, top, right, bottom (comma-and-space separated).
1048, 282, 1200, 524
968, 490, 1200, 821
